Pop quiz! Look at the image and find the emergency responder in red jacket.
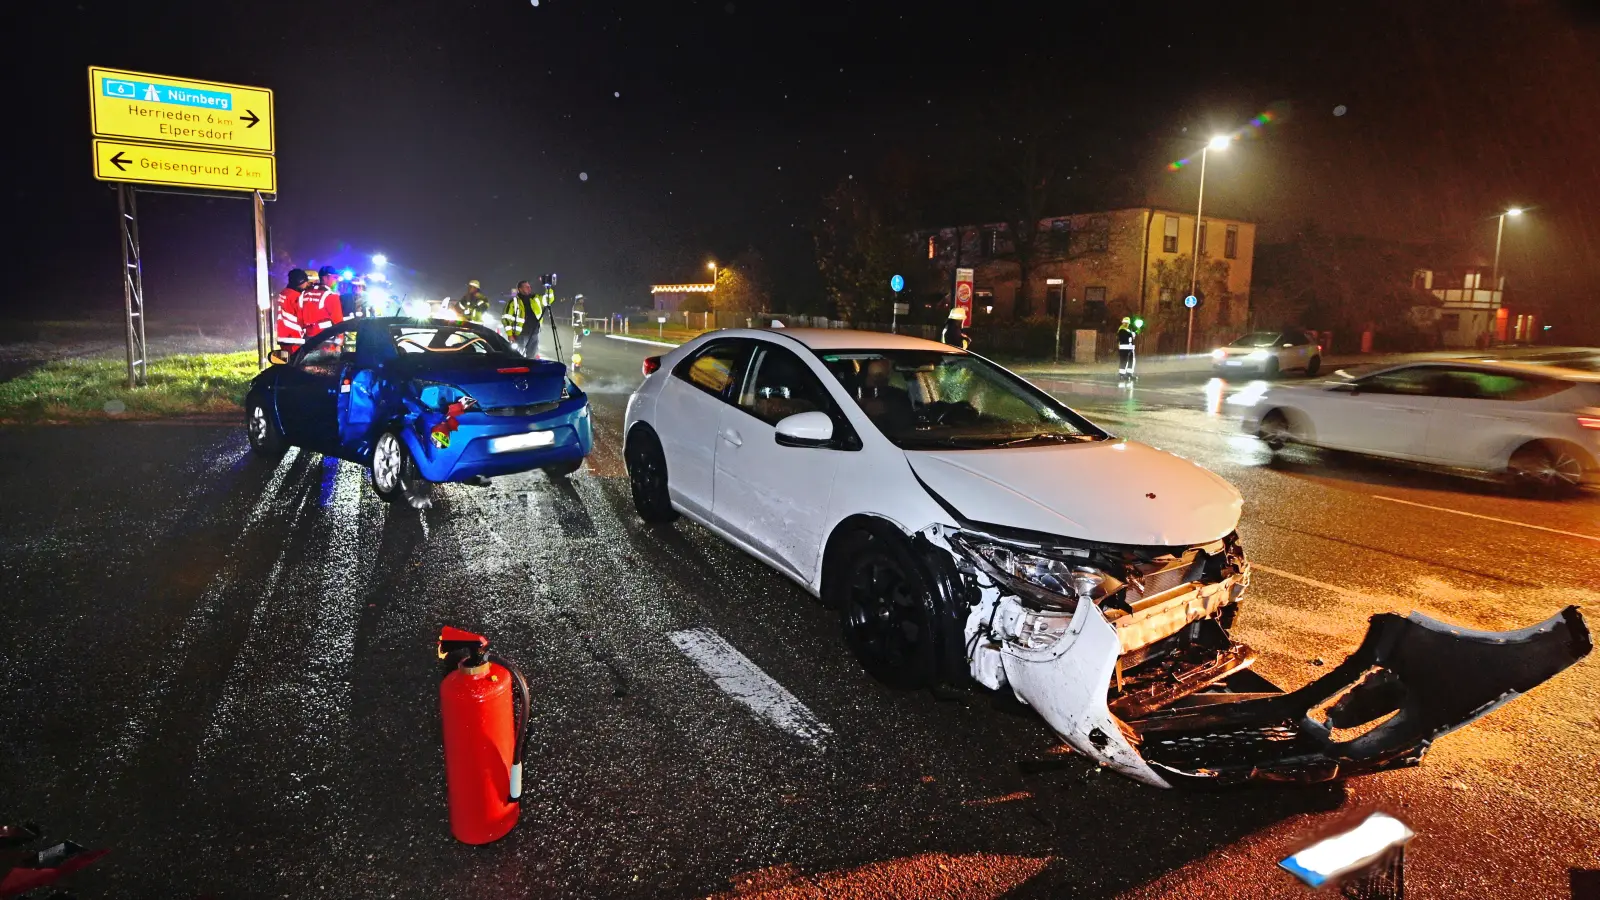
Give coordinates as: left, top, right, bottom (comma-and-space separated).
274, 268, 311, 358
297, 274, 345, 342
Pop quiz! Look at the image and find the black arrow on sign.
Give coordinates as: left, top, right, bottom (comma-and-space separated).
241, 109, 260, 128
109, 151, 131, 172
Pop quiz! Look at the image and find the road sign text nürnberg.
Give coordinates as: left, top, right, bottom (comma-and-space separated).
89, 66, 274, 154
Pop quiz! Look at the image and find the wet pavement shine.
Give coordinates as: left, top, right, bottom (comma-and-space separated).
2, 326, 1597, 898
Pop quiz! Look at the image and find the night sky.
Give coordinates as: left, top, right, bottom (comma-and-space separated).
10, 0, 1600, 334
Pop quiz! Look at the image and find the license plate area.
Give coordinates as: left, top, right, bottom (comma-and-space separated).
488, 431, 555, 453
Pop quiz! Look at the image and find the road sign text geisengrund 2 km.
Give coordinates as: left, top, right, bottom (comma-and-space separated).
93, 140, 276, 193
90, 66, 274, 154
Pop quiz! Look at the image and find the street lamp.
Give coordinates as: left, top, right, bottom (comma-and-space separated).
1492, 207, 1523, 300
1186, 135, 1232, 356
372, 253, 388, 269
707, 260, 718, 290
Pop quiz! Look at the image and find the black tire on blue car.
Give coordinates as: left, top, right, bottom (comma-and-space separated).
830, 527, 940, 690
371, 430, 432, 508
626, 425, 678, 523
543, 458, 584, 478
245, 393, 286, 458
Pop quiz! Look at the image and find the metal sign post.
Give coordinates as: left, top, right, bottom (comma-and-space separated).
117, 184, 148, 387
889, 273, 905, 333
252, 190, 271, 368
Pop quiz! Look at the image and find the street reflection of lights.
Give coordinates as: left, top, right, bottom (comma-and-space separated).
1203, 378, 1225, 415
1226, 380, 1272, 407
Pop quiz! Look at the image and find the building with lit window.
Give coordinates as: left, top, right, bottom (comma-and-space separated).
919, 208, 1256, 352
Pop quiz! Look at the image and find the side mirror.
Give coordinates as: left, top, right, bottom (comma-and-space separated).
774, 411, 834, 448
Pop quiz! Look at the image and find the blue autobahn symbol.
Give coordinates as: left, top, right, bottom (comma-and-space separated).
101, 77, 233, 111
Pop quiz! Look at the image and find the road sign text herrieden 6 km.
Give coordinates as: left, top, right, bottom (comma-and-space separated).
89, 66, 274, 154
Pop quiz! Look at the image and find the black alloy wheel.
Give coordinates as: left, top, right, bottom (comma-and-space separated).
626, 427, 678, 523
1508, 441, 1588, 495
1258, 410, 1294, 451
1305, 355, 1322, 377
833, 530, 938, 689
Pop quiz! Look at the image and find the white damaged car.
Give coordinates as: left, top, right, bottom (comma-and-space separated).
624, 329, 1589, 787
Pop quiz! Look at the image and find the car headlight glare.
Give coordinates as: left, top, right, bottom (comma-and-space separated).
1211, 349, 1226, 359
1247, 349, 1271, 360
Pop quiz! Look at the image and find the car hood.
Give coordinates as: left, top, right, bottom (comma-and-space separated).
905, 439, 1242, 546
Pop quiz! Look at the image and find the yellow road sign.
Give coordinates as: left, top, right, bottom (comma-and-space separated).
89, 66, 274, 154
93, 140, 276, 193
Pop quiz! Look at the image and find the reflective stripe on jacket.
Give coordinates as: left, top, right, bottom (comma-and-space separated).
297, 287, 344, 339
275, 287, 304, 345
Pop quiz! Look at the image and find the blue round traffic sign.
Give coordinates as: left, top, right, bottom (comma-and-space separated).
890, 274, 905, 293
1184, 294, 1199, 308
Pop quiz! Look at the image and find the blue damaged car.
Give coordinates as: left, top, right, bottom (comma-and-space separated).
244, 317, 592, 505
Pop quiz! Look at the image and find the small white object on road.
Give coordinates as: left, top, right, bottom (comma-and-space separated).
668, 627, 833, 749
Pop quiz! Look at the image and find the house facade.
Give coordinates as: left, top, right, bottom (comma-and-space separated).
1411, 266, 1536, 348
920, 207, 1257, 352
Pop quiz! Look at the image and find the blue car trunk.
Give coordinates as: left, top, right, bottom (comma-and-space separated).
393, 354, 567, 410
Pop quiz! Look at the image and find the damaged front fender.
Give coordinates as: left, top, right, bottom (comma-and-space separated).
1127, 606, 1591, 786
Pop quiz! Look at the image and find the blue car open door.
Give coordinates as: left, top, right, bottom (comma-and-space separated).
336, 320, 399, 460
277, 326, 357, 452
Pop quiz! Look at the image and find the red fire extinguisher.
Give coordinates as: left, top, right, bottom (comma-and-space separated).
437, 626, 531, 845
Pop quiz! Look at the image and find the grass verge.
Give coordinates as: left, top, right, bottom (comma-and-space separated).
0, 352, 258, 423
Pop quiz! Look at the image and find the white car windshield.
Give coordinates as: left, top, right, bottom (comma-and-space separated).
817, 349, 1106, 449
1229, 332, 1281, 348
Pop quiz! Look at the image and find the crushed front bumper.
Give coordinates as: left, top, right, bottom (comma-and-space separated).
999, 598, 1590, 787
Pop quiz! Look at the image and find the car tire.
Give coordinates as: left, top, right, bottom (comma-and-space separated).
371, 430, 432, 508
245, 393, 286, 457
1264, 358, 1281, 379
1259, 409, 1295, 451
1507, 440, 1589, 496
1305, 356, 1321, 377
625, 426, 679, 523
542, 458, 584, 478
830, 528, 940, 690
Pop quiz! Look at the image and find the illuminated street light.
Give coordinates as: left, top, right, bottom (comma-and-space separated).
708, 260, 718, 293
1186, 135, 1232, 355
372, 253, 389, 269
1491, 207, 1526, 309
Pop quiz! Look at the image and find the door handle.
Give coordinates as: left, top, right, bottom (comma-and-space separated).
720, 429, 743, 447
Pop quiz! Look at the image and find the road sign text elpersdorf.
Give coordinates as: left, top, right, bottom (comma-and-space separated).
90, 66, 274, 154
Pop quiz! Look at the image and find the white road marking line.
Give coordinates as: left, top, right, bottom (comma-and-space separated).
604, 333, 680, 348
1373, 495, 1600, 544
1250, 563, 1374, 602
668, 627, 833, 750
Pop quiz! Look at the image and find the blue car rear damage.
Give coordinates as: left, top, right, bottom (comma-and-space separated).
246, 317, 593, 493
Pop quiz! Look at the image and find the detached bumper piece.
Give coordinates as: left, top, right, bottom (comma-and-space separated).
1126, 606, 1591, 786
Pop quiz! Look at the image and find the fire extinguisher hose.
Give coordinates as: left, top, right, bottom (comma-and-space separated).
490, 651, 532, 802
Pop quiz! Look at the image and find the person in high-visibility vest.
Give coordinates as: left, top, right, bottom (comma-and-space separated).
297, 275, 345, 341
452, 280, 491, 325
1117, 316, 1138, 384
501, 280, 546, 358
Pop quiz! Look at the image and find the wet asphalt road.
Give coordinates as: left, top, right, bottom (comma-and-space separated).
2, 325, 1597, 899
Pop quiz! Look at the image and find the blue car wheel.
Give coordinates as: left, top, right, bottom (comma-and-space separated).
371, 430, 432, 508
246, 393, 286, 458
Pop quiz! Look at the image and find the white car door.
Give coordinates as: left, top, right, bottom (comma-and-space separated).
712, 341, 847, 581
1313, 367, 1439, 458
653, 338, 749, 521
1421, 368, 1548, 468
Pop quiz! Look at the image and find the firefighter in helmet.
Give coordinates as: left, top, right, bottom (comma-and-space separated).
453, 280, 491, 324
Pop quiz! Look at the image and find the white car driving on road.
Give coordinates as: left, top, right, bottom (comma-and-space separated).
1211, 330, 1322, 377
1242, 360, 1600, 491
623, 329, 1590, 787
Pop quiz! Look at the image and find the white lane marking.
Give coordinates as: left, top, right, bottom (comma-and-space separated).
604, 333, 680, 348
668, 627, 833, 750
1250, 563, 1374, 602
1373, 495, 1600, 544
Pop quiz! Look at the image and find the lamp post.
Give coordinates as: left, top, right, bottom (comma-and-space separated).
371, 253, 388, 270
1491, 207, 1522, 302
1186, 135, 1231, 356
